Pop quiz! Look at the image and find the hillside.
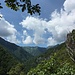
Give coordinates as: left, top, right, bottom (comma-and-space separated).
66, 30, 75, 62
27, 30, 75, 75
0, 46, 18, 75
27, 43, 75, 75
0, 30, 75, 75
0, 37, 33, 62
23, 46, 46, 56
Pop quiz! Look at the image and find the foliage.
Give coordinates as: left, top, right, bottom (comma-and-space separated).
27, 42, 75, 75
57, 63, 75, 75
23, 42, 75, 74
72, 30, 75, 40
0, 30, 75, 75
66, 29, 75, 62
23, 47, 46, 56
0, 46, 18, 75
0, 0, 41, 15
27, 56, 57, 75
0, 3, 3, 9
27, 56, 75, 75
0, 37, 33, 62
7, 63, 25, 75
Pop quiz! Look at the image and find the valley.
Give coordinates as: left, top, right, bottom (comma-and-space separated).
0, 30, 75, 75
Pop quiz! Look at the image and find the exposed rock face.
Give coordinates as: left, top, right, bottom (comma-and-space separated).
66, 30, 75, 62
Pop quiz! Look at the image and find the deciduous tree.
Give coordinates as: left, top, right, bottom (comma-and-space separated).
0, 0, 41, 15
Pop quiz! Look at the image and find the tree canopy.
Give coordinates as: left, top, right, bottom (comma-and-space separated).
0, 0, 41, 15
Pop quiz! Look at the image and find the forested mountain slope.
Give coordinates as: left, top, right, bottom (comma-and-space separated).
27, 30, 75, 75
0, 37, 33, 62
0, 46, 18, 75
0, 30, 75, 75
66, 30, 75, 62
23, 46, 46, 56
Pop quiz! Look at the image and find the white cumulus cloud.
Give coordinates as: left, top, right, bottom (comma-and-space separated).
64, 0, 75, 12
0, 14, 20, 44
20, 16, 47, 45
20, 0, 75, 46
22, 36, 33, 44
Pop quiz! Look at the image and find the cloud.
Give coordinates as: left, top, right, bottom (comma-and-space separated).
20, 16, 47, 45
6, 35, 20, 44
0, 14, 2, 16
0, 14, 20, 44
64, 0, 75, 12
22, 36, 33, 44
0, 18, 16, 36
33, 33, 45, 44
23, 30, 28, 36
20, 0, 75, 46
47, 37, 57, 46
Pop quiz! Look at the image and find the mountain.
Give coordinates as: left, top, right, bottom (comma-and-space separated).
66, 30, 75, 62
0, 46, 18, 75
23, 46, 46, 56
0, 30, 75, 75
27, 43, 75, 75
27, 30, 75, 75
0, 37, 33, 62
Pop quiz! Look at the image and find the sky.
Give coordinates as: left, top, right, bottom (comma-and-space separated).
0, 0, 75, 47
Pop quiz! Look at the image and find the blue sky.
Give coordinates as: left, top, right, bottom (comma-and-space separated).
0, 0, 75, 47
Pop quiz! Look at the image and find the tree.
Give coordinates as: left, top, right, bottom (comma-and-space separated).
0, 46, 18, 75
7, 63, 25, 75
27, 57, 75, 75
0, 0, 41, 15
66, 29, 75, 62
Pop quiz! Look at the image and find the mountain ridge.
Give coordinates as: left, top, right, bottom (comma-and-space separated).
0, 30, 75, 75
23, 46, 47, 56
0, 37, 33, 62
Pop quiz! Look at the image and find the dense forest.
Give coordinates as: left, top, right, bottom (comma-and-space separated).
0, 30, 75, 75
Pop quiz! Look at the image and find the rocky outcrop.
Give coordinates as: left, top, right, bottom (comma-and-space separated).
66, 30, 75, 62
